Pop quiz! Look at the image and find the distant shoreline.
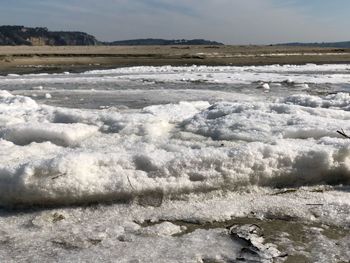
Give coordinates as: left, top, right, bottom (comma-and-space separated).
1, 45, 350, 75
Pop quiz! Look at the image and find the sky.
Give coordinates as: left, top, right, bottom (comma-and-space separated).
0, 0, 349, 44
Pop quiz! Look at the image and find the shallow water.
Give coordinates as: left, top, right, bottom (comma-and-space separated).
1, 64, 350, 262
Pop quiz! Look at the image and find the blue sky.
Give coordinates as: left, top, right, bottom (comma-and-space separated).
0, 0, 349, 44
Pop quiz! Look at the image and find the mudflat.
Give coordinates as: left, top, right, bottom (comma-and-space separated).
1, 45, 350, 74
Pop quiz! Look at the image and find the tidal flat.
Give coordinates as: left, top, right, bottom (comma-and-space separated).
1, 45, 350, 75
0, 53, 350, 262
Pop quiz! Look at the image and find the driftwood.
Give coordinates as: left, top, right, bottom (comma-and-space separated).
337, 129, 350, 139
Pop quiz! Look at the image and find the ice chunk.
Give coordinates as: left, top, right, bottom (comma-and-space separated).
32, 86, 44, 90
182, 100, 350, 142
257, 82, 270, 90
0, 91, 38, 110
1, 123, 98, 146
283, 93, 350, 110
138, 222, 183, 236
143, 101, 210, 122
229, 224, 284, 261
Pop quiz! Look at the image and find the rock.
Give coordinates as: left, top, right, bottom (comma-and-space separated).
229, 224, 287, 262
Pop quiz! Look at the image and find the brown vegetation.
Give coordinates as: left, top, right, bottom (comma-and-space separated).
1, 45, 350, 75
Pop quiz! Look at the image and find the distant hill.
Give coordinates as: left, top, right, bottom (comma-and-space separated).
277, 41, 350, 48
0, 25, 223, 46
0, 26, 99, 46
106, 38, 224, 46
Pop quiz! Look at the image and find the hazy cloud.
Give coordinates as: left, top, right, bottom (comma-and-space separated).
0, 0, 349, 44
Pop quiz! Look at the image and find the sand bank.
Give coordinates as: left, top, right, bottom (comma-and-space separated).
1, 45, 350, 74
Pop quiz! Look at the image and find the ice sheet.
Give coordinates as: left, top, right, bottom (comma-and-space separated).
1, 65, 350, 262
1, 90, 350, 206
1, 64, 350, 86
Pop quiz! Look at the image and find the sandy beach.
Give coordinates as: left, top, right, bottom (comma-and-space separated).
1, 45, 350, 74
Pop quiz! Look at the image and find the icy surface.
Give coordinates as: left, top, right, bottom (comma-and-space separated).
0, 64, 350, 262
1, 64, 350, 87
